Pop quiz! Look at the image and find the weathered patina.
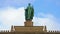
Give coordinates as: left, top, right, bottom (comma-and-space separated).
25, 3, 34, 21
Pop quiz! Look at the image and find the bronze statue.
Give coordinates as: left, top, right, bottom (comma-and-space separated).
25, 3, 34, 21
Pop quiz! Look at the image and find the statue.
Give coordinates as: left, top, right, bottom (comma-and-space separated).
25, 3, 34, 21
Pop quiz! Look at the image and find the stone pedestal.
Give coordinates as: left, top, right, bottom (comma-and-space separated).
11, 20, 47, 33
24, 20, 33, 27
13, 26, 44, 32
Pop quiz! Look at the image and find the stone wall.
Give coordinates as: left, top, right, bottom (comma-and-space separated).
13, 26, 44, 32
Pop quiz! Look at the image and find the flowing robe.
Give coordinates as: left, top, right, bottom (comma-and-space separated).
25, 6, 34, 20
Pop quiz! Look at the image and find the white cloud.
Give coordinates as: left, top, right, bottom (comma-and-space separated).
0, 7, 60, 31
33, 14, 60, 31
0, 7, 25, 30
37, 13, 60, 31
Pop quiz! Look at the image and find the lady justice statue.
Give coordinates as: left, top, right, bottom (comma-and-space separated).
25, 3, 34, 21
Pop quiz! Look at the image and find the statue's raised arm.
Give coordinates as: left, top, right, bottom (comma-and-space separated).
25, 3, 34, 21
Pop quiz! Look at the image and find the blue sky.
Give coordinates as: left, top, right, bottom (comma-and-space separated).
0, 0, 60, 31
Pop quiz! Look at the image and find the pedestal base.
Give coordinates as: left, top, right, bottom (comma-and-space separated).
24, 20, 33, 27
13, 26, 46, 32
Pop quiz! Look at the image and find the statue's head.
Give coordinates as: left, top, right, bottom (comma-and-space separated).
28, 3, 31, 6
